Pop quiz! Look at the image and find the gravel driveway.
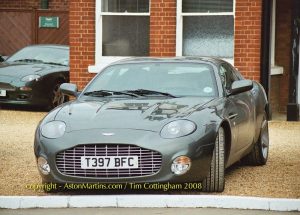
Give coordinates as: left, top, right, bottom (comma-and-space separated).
0, 108, 299, 197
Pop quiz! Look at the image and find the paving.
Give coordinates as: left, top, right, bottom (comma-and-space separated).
0, 208, 299, 215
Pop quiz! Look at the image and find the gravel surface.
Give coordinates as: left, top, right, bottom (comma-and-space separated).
0, 108, 299, 198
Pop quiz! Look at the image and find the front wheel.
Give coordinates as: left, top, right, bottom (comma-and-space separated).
48, 81, 66, 110
202, 127, 225, 192
242, 112, 269, 165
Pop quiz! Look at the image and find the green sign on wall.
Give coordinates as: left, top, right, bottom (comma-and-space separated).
39, 16, 59, 28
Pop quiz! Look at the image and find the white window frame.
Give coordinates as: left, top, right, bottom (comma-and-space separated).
89, 0, 150, 73
270, 0, 284, 75
176, 0, 236, 65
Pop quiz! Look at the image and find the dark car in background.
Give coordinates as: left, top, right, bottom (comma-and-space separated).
34, 57, 270, 192
0, 45, 69, 109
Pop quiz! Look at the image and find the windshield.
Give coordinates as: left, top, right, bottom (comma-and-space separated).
84, 62, 217, 97
6, 46, 69, 66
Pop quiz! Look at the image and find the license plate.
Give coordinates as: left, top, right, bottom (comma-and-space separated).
0, 89, 6, 97
81, 156, 139, 169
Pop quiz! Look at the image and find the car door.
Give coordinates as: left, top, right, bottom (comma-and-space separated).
220, 63, 255, 154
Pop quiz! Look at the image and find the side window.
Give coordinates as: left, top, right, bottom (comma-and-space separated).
100, 0, 150, 57
228, 64, 243, 80
219, 64, 238, 92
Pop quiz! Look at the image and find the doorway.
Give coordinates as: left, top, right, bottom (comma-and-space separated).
267, 0, 299, 121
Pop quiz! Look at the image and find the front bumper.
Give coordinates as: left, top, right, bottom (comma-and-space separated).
34, 128, 215, 184
0, 81, 49, 107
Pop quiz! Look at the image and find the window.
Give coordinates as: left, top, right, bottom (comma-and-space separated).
101, 0, 149, 12
176, 0, 235, 61
86, 63, 217, 97
94, 0, 150, 68
219, 63, 238, 92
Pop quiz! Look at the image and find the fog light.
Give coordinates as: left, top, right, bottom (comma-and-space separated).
171, 156, 191, 175
18, 94, 29, 100
37, 157, 50, 175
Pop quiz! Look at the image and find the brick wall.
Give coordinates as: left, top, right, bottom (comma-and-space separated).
274, 0, 292, 113
69, 0, 263, 89
234, 0, 262, 81
49, 0, 69, 10
69, 0, 95, 89
149, 0, 176, 57
0, 0, 69, 11
69, 0, 177, 89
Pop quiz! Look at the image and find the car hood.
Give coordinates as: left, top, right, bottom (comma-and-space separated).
54, 97, 215, 132
0, 62, 68, 82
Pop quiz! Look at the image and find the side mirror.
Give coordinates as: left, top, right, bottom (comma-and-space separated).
230, 80, 253, 95
59, 83, 78, 97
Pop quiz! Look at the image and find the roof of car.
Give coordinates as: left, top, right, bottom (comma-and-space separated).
25, 44, 69, 50
112, 57, 228, 66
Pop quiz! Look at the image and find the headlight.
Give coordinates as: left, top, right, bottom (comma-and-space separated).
41, 121, 66, 139
160, 120, 196, 139
21, 74, 40, 82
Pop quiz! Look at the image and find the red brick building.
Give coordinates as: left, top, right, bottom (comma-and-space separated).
69, 0, 262, 85
1, 0, 299, 120
68, 0, 300, 120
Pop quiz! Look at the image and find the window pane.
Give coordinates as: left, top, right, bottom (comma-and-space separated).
101, 0, 149, 12
183, 16, 234, 58
102, 16, 149, 56
182, 0, 233, 13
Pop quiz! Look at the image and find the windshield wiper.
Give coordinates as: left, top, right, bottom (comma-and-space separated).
13, 59, 43, 63
42, 61, 67, 66
125, 89, 177, 98
83, 90, 140, 98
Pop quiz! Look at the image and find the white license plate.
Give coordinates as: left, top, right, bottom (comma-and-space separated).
81, 156, 139, 169
0, 90, 6, 97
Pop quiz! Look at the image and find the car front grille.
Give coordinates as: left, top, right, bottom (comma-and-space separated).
56, 144, 162, 178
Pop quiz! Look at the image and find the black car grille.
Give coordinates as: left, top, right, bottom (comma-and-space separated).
56, 144, 162, 178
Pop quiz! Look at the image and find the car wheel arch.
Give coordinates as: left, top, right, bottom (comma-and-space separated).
265, 103, 271, 121
39, 74, 67, 91
254, 103, 270, 145
55, 76, 67, 85
46, 77, 67, 110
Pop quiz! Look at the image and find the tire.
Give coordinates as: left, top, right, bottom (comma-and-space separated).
48, 81, 66, 110
242, 112, 269, 166
202, 127, 225, 192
